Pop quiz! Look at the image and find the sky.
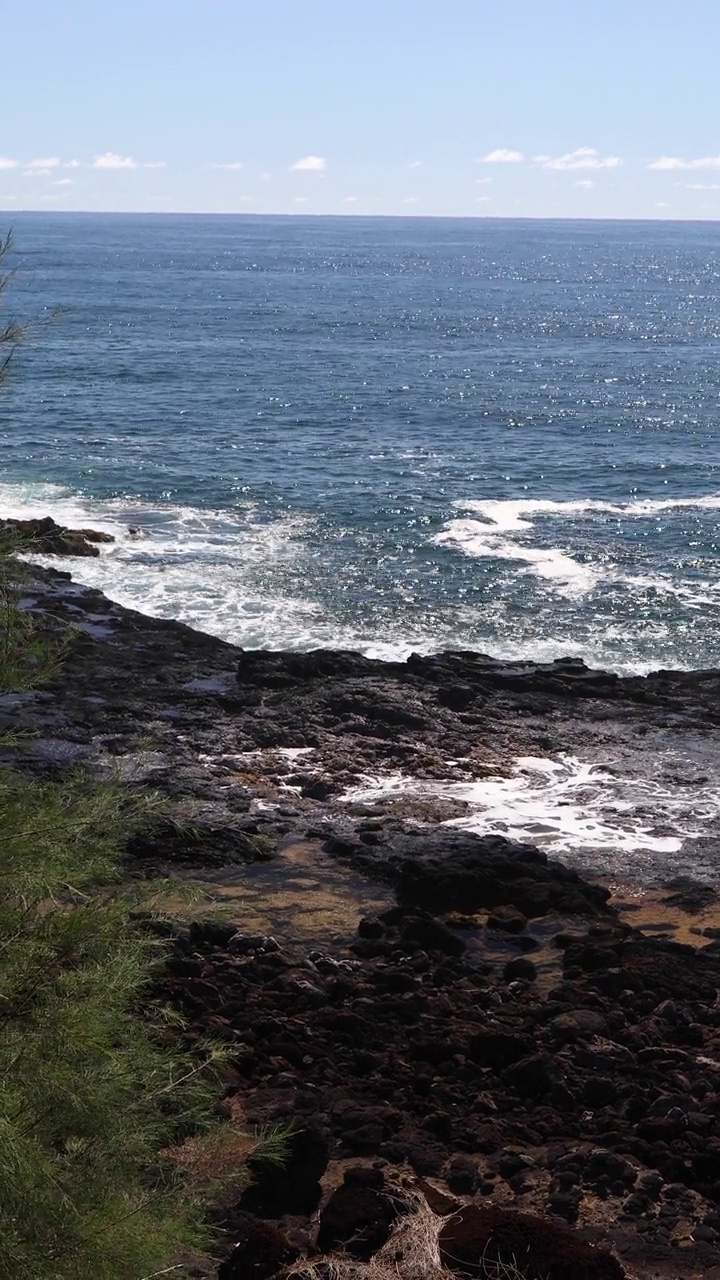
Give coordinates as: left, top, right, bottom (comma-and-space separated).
3, 0, 720, 219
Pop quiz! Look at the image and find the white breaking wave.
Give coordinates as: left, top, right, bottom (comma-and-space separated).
0, 481, 430, 658
433, 519, 598, 597
343, 753, 720, 880
456, 494, 720, 529
3, 479, 720, 669
433, 492, 720, 601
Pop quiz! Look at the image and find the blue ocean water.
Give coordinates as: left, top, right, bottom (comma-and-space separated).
2, 212, 720, 672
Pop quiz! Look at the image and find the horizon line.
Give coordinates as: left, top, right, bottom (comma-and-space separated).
2, 208, 720, 225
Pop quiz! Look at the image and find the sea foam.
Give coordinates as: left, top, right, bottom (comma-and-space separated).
433, 493, 720, 602
343, 751, 720, 884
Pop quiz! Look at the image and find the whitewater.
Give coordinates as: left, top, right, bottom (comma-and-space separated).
3, 213, 720, 881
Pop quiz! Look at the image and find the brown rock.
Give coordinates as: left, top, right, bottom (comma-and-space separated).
487, 904, 528, 933
439, 1204, 627, 1278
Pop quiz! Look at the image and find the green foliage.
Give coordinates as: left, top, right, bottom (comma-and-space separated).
249, 1120, 300, 1171
0, 547, 73, 693
0, 768, 228, 1279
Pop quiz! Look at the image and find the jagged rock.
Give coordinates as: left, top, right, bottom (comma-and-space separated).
0, 515, 114, 556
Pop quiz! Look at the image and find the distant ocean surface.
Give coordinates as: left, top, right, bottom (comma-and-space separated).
2, 212, 720, 673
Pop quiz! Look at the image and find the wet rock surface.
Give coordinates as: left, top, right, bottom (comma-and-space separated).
0, 516, 114, 556
7, 560, 720, 1278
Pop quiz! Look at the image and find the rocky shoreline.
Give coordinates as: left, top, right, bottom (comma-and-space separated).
5, 542, 720, 1279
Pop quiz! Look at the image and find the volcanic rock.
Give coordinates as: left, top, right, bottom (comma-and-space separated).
0, 516, 114, 556
439, 1204, 627, 1278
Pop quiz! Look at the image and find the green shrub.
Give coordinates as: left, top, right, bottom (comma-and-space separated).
0, 230, 238, 1278
0, 768, 227, 1279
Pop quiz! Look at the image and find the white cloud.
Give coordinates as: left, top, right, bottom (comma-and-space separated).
685, 182, 720, 190
403, 196, 419, 204
343, 196, 359, 203
575, 179, 595, 188
27, 157, 61, 170
65, 159, 82, 169
648, 154, 720, 171
92, 152, 165, 170
655, 201, 670, 208
259, 172, 271, 181
476, 177, 492, 186
290, 155, 326, 172
54, 179, 73, 186
93, 152, 138, 169
213, 162, 244, 170
480, 149, 523, 163
294, 195, 309, 203
476, 196, 491, 203
0, 158, 19, 170
24, 169, 54, 178
536, 147, 621, 170
407, 160, 421, 169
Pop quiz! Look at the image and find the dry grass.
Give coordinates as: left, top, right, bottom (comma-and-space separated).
286, 1195, 528, 1280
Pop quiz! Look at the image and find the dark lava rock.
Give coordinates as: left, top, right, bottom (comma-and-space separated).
436, 683, 476, 710
217, 1222, 298, 1280
317, 1166, 397, 1259
661, 876, 718, 913
126, 816, 271, 870
503, 956, 538, 982
358, 916, 385, 939
242, 1126, 329, 1215
487, 904, 528, 933
384, 831, 610, 919
548, 1009, 608, 1043
189, 919, 243, 949
547, 1187, 582, 1223
439, 1204, 627, 1278
468, 1029, 534, 1067
504, 1053, 553, 1098
0, 515, 114, 556
582, 1075, 620, 1107
400, 915, 466, 957
446, 1153, 480, 1194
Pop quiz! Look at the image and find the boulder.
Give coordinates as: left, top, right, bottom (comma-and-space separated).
242, 1125, 329, 1215
317, 1166, 397, 1259
217, 1222, 297, 1279
487, 904, 528, 933
439, 1204, 627, 1278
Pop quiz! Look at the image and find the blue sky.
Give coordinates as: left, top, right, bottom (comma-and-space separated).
3, 0, 720, 218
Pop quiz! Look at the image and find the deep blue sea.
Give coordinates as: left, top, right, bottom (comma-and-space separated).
2, 212, 720, 673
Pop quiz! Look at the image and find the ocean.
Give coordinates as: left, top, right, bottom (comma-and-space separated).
2, 212, 720, 674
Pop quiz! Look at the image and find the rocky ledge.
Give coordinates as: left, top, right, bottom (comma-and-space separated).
0, 515, 115, 556
5, 558, 720, 1279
